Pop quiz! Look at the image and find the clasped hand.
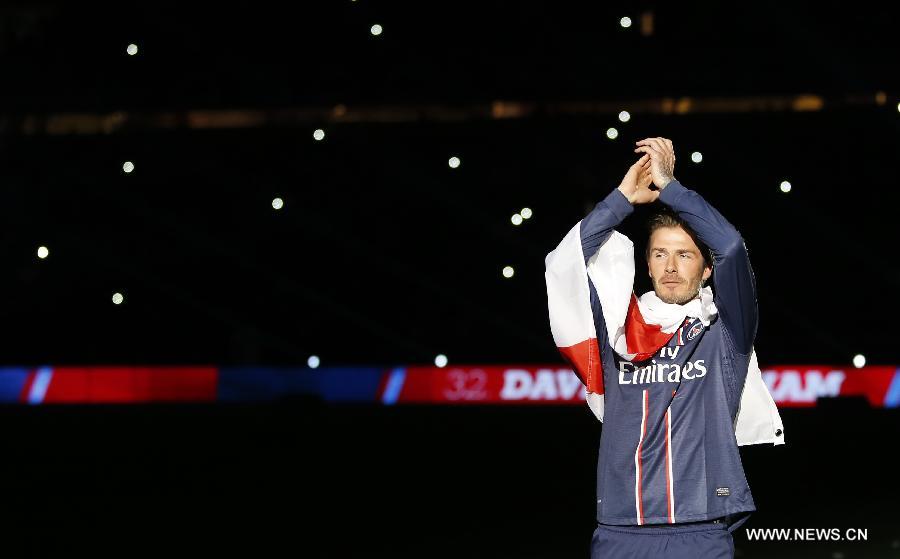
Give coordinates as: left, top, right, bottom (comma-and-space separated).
617, 137, 677, 205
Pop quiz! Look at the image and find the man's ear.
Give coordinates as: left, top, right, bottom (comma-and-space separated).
702, 266, 712, 282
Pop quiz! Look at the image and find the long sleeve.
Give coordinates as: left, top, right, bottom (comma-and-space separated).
544, 189, 634, 401
580, 188, 635, 265
658, 180, 758, 354
578, 188, 635, 388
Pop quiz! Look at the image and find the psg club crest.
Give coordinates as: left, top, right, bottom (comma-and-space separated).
686, 322, 704, 341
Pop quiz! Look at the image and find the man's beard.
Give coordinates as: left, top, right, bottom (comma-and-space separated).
654, 275, 703, 305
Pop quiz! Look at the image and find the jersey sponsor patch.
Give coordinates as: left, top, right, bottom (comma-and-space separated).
716, 487, 730, 496
618, 359, 707, 384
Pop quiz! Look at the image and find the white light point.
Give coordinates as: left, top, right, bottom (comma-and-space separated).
37, 246, 49, 259
308, 355, 321, 368
123, 161, 134, 173
502, 266, 514, 278
448, 156, 461, 169
691, 151, 703, 163
852, 354, 866, 368
780, 180, 792, 193
371, 24, 383, 36
272, 197, 284, 210
112, 292, 124, 305
620, 16, 632, 28
520, 207, 532, 219
511, 213, 523, 226
126, 44, 139, 56
606, 127, 618, 140
618, 111, 631, 123
434, 354, 448, 368
313, 129, 325, 141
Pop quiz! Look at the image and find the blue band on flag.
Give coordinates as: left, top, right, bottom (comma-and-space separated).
28, 366, 54, 405
884, 368, 900, 408
382, 367, 406, 405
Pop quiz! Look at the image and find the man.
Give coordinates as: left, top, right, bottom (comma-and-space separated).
544, 137, 783, 559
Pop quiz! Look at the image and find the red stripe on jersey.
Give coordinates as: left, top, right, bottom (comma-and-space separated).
666, 388, 676, 523
664, 408, 671, 522
636, 389, 649, 524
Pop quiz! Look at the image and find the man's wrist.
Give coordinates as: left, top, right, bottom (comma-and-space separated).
606, 187, 636, 219
658, 176, 676, 190
658, 178, 687, 206
616, 184, 635, 204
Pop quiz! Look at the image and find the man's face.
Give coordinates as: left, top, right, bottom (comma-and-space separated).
647, 226, 712, 305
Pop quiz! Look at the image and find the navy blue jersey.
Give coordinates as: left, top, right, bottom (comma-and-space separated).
580, 181, 758, 530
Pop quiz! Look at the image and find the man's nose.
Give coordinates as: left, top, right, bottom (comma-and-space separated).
665, 256, 677, 272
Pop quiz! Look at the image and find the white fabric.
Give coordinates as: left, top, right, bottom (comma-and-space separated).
546, 222, 598, 348
545, 223, 607, 421
586, 230, 785, 446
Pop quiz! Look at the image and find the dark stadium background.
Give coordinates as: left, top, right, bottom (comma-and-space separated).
0, 2, 898, 557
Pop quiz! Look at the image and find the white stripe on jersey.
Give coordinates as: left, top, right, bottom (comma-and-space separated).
634, 389, 649, 524
666, 402, 676, 522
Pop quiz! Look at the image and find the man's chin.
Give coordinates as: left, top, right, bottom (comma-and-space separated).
654, 288, 695, 305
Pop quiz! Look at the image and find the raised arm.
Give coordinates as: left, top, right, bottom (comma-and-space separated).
580, 155, 654, 263
635, 137, 758, 354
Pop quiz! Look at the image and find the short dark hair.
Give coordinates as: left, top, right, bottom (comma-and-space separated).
645, 208, 713, 268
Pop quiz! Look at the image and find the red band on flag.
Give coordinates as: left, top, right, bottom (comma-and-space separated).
558, 337, 603, 394
625, 294, 676, 360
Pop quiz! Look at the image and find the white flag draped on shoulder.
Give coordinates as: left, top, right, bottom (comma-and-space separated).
545, 221, 785, 446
